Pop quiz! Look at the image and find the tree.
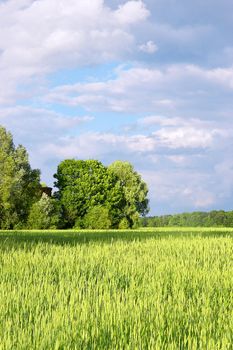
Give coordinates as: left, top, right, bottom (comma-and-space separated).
27, 193, 60, 229
81, 206, 111, 229
225, 211, 233, 227
54, 159, 124, 228
0, 126, 40, 229
118, 217, 130, 229
108, 161, 149, 228
54, 159, 149, 229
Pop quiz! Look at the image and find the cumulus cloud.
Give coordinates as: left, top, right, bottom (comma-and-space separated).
1, 0, 233, 214
139, 115, 229, 150
0, 104, 95, 185
154, 127, 223, 149
0, 106, 94, 150
0, 0, 150, 104
142, 169, 221, 214
31, 112, 229, 163
0, 106, 94, 171
1, 102, 233, 212
44, 64, 233, 116
114, 0, 149, 24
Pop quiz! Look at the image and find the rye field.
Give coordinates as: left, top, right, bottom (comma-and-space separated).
0, 228, 232, 349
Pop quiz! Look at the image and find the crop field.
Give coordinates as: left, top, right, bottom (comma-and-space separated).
0, 228, 232, 349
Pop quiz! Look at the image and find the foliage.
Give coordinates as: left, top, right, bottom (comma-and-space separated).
118, 217, 130, 229
0, 228, 232, 349
27, 193, 60, 229
0, 126, 40, 228
0, 126, 150, 230
54, 159, 125, 228
141, 210, 233, 227
131, 212, 140, 228
108, 161, 149, 227
54, 159, 149, 229
82, 206, 111, 229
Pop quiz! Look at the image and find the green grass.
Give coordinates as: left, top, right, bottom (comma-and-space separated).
0, 228, 232, 349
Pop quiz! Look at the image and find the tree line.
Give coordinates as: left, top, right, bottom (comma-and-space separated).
140, 210, 233, 227
0, 126, 149, 229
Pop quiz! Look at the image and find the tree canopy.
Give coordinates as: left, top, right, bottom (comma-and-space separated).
108, 161, 149, 227
27, 193, 60, 229
54, 159, 149, 228
81, 206, 111, 230
0, 125, 149, 230
140, 210, 233, 228
0, 126, 41, 229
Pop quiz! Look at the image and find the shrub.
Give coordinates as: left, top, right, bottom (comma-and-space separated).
82, 206, 111, 229
132, 212, 140, 228
27, 194, 60, 229
118, 217, 130, 229
74, 217, 84, 229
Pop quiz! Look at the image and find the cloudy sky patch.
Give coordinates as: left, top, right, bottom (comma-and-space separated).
0, 0, 232, 214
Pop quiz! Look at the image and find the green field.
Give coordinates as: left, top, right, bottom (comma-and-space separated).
0, 228, 232, 349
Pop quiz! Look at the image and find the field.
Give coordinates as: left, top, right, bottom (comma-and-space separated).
0, 228, 232, 349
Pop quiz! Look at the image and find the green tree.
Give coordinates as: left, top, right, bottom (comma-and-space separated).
140, 210, 233, 228
118, 217, 130, 229
81, 206, 111, 229
54, 159, 124, 228
108, 161, 149, 228
0, 126, 40, 228
225, 211, 233, 227
27, 193, 60, 229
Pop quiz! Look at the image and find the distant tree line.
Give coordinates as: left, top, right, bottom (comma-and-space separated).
140, 210, 233, 227
0, 126, 149, 229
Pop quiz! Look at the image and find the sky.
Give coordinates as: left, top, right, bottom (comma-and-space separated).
0, 0, 233, 215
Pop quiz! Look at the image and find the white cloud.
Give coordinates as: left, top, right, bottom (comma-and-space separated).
39, 132, 156, 161
139, 40, 158, 53
0, 0, 150, 104
139, 115, 182, 127
115, 0, 149, 24
138, 115, 229, 149
0, 106, 93, 143
154, 126, 224, 149
0, 104, 95, 184
141, 169, 218, 214
36, 115, 228, 163
44, 64, 233, 115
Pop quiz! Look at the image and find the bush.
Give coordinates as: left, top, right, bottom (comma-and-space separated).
118, 218, 130, 229
27, 194, 60, 229
132, 212, 140, 228
74, 217, 84, 229
82, 206, 111, 229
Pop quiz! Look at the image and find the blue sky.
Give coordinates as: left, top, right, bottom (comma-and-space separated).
0, 0, 233, 215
